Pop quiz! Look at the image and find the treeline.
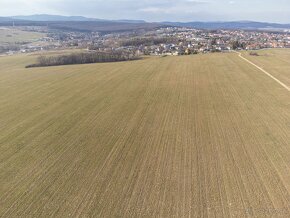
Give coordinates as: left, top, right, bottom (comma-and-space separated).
121, 37, 178, 47
26, 51, 140, 68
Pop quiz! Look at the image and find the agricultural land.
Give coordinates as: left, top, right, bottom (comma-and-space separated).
0, 49, 289, 217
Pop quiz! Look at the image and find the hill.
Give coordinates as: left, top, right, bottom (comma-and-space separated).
162, 21, 290, 30
46, 21, 164, 33
0, 15, 164, 33
0, 17, 15, 22
10, 14, 146, 24
2, 15, 290, 32
11, 14, 103, 22
0, 20, 164, 33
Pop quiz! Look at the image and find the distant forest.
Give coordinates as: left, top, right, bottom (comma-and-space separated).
0, 20, 165, 34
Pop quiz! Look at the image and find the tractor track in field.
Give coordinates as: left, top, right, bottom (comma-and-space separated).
235, 51, 290, 92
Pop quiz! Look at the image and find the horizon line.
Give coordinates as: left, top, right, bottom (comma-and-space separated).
4, 14, 290, 25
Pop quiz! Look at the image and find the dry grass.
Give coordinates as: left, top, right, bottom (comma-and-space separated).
243, 49, 290, 87
0, 50, 289, 217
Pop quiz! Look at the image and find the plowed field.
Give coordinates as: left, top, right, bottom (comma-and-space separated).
0, 50, 289, 217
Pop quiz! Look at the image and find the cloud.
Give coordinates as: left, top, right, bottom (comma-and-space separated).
186, 0, 210, 3
139, 7, 163, 13
0, 0, 289, 23
138, 0, 210, 15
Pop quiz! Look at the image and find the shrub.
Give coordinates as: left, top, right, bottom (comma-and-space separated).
249, 52, 259, 56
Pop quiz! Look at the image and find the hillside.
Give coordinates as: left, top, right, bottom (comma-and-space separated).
0, 17, 15, 22
1, 15, 290, 31
0, 20, 164, 33
10, 14, 146, 23
11, 14, 102, 22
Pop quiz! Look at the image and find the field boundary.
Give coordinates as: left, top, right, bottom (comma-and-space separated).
235, 51, 290, 92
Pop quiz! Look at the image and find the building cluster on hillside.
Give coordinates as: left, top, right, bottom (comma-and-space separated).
84, 27, 290, 55
129, 27, 290, 55
2, 26, 290, 56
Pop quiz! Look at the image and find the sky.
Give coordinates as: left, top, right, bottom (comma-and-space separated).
0, 0, 289, 23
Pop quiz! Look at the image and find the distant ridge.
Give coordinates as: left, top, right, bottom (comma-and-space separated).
11, 14, 104, 22
162, 21, 290, 30
1, 15, 290, 31
0, 17, 15, 22
9, 14, 147, 24
0, 16, 162, 33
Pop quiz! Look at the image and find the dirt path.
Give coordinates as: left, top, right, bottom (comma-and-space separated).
235, 51, 290, 92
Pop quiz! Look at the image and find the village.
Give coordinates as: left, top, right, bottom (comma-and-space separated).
2, 26, 290, 56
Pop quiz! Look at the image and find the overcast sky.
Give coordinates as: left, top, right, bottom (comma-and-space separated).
0, 0, 289, 23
